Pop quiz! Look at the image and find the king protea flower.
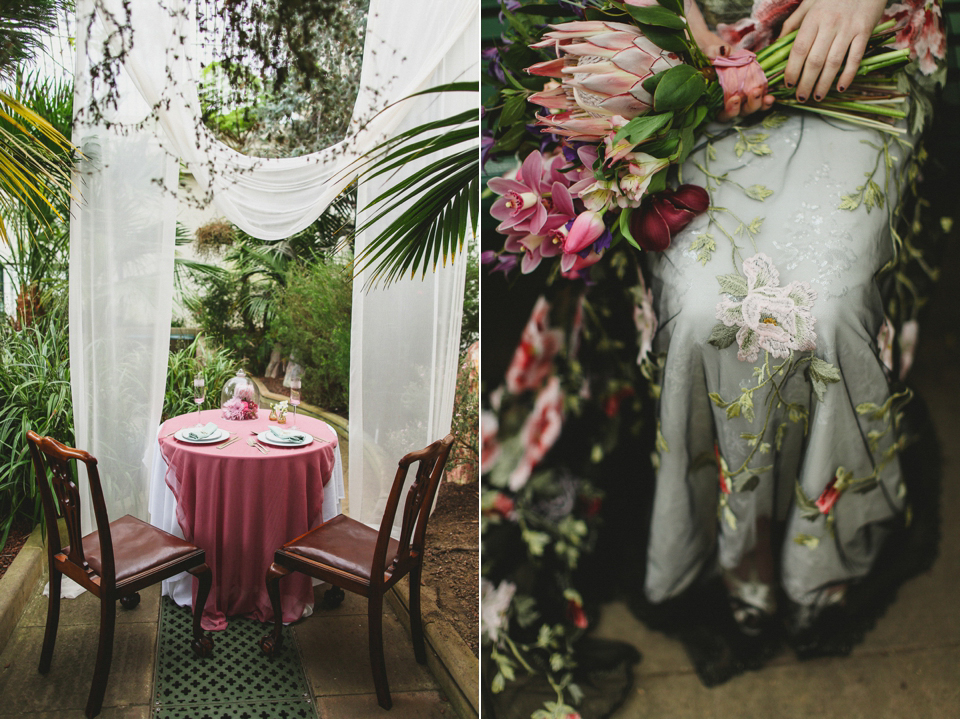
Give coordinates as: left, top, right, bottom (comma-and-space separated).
528, 21, 683, 127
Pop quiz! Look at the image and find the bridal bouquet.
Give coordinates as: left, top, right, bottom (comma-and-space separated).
485, 0, 945, 279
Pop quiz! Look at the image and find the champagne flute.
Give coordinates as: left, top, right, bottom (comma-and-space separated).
289, 378, 301, 431
193, 373, 205, 426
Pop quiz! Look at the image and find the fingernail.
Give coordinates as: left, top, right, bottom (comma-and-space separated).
814, 94, 822, 101
720, 45, 728, 56
797, 95, 806, 103
784, 81, 792, 88
837, 84, 846, 92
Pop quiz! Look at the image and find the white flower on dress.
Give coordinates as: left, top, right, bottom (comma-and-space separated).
715, 253, 817, 363
481, 579, 516, 643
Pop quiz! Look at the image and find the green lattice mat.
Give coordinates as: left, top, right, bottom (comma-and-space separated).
152, 597, 316, 718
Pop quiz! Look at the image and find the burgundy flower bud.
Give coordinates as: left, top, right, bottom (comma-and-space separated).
669, 184, 710, 213
629, 202, 671, 252
629, 184, 710, 252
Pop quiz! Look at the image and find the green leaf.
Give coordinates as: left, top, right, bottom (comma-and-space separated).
691, 233, 716, 265
795, 481, 822, 521
498, 93, 527, 130
657, 0, 685, 13
638, 23, 690, 53
745, 184, 774, 201
614, 111, 674, 146
709, 392, 728, 408
794, 533, 820, 548
653, 65, 707, 112
717, 272, 748, 296
626, 5, 688, 29
735, 474, 760, 492
708, 322, 738, 350
647, 167, 669, 194
618, 208, 642, 251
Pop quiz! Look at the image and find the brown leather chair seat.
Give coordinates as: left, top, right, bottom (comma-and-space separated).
284, 515, 400, 581
70, 515, 201, 585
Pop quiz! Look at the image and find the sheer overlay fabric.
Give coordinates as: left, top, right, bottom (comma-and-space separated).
645, 114, 911, 607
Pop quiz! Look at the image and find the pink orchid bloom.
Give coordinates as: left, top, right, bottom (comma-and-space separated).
505, 297, 564, 394
562, 211, 606, 255
634, 283, 658, 363
717, 0, 802, 52
490, 153, 576, 237
510, 376, 565, 491
883, 0, 947, 75
480, 411, 501, 474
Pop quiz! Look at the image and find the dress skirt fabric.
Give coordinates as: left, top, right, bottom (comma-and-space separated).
644, 112, 911, 607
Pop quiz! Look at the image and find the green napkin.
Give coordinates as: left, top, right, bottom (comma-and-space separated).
267, 427, 306, 444
183, 422, 219, 441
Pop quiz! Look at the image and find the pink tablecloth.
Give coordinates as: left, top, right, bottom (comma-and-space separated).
157, 409, 338, 630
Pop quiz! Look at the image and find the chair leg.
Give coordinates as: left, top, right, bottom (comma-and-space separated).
368, 592, 392, 710
409, 563, 427, 665
85, 595, 116, 718
187, 563, 214, 658
259, 562, 290, 656
38, 566, 62, 674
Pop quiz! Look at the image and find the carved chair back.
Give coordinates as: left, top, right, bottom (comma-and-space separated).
371, 434, 455, 585
26, 430, 117, 589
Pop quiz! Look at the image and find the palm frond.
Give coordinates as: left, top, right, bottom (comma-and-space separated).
0, 88, 73, 243
351, 83, 479, 289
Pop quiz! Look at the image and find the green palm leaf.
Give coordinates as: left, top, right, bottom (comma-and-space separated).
351, 83, 479, 289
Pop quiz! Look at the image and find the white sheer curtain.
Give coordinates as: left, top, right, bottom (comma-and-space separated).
349, 17, 477, 534
69, 0, 476, 534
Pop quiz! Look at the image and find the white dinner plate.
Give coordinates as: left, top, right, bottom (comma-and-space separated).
257, 430, 313, 448
174, 427, 230, 444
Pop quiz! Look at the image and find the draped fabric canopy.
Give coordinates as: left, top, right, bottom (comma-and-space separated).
69, 0, 477, 535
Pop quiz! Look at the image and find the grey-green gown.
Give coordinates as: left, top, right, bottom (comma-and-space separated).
644, 111, 913, 607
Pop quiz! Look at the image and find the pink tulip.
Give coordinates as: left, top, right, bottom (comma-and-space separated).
560, 249, 603, 278
562, 211, 605, 255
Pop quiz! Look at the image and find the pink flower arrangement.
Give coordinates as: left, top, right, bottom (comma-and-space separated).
715, 253, 818, 363
505, 297, 564, 394
221, 394, 259, 420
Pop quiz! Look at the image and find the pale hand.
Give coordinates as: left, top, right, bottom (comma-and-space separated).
779, 0, 888, 102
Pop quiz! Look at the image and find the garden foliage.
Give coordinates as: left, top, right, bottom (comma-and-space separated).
269, 259, 353, 413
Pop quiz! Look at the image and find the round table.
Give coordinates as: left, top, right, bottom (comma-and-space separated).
148, 409, 343, 630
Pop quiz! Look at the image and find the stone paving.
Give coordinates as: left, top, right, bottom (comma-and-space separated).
591, 217, 960, 719
0, 579, 457, 718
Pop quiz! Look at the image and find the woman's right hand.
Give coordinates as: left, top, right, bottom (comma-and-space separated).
686, 2, 774, 120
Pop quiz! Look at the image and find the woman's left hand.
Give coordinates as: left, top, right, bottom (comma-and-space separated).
779, 0, 888, 102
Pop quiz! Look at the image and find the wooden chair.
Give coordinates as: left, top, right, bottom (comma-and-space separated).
26, 431, 214, 718
259, 434, 455, 710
